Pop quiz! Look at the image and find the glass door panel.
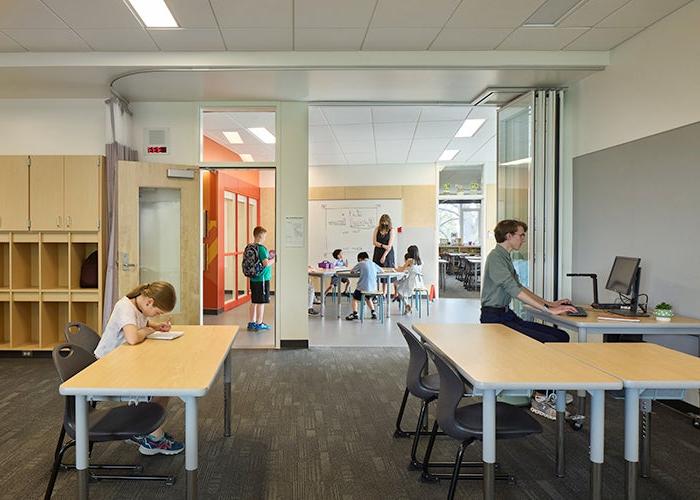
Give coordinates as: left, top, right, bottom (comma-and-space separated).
236, 195, 247, 299
223, 193, 236, 303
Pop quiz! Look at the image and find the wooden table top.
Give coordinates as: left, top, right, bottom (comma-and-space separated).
60, 325, 239, 397
412, 323, 621, 391
547, 343, 700, 389
528, 305, 700, 329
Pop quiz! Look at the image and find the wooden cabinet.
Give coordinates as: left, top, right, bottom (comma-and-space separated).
30, 156, 64, 231
0, 156, 29, 231
65, 156, 100, 231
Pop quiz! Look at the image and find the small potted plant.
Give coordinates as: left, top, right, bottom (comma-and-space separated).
653, 302, 674, 322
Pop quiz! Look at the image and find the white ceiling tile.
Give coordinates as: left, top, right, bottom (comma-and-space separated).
430, 28, 512, 50
42, 0, 141, 29
448, 0, 546, 28
322, 107, 372, 125
371, 0, 460, 28
2, 29, 90, 51
558, 0, 630, 28
414, 120, 462, 139
211, 0, 292, 28
76, 28, 158, 51
148, 29, 225, 51
376, 140, 411, 163
310, 141, 344, 155
410, 138, 451, 151
363, 27, 440, 50
164, 0, 218, 28
333, 124, 373, 143
295, 0, 376, 28
564, 27, 642, 51
497, 27, 588, 50
420, 106, 469, 121
467, 136, 497, 162
371, 106, 421, 123
597, 0, 692, 28
294, 28, 365, 50
407, 149, 439, 163
345, 152, 376, 164
221, 29, 292, 50
339, 140, 374, 154
311, 153, 347, 166
373, 122, 416, 141
0, 0, 65, 29
309, 125, 336, 143
309, 107, 327, 126
0, 31, 26, 51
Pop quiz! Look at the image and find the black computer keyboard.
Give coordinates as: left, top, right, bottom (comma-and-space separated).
566, 306, 588, 317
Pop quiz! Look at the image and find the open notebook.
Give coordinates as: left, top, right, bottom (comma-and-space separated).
147, 330, 184, 340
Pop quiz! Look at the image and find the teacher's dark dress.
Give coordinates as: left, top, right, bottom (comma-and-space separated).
373, 229, 395, 267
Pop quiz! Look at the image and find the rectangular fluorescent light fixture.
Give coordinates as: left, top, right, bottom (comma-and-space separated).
240, 154, 254, 162
500, 157, 531, 166
439, 149, 459, 161
127, 0, 178, 28
248, 127, 276, 144
524, 0, 583, 26
222, 131, 243, 144
455, 118, 486, 138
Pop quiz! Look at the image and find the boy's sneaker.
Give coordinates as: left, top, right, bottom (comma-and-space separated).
256, 322, 271, 330
308, 308, 319, 316
371, 311, 378, 320
138, 433, 184, 456
345, 312, 358, 321
247, 322, 258, 332
530, 393, 557, 421
126, 434, 147, 447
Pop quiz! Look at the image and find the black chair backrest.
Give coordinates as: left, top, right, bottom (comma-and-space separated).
52, 343, 97, 424
397, 323, 429, 395
424, 342, 472, 440
63, 322, 100, 357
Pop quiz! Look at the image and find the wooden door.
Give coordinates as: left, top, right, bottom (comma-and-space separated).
64, 156, 101, 231
0, 156, 29, 230
30, 156, 64, 231
117, 161, 200, 325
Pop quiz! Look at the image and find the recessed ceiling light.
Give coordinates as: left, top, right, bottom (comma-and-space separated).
455, 119, 486, 138
248, 127, 276, 144
127, 0, 178, 28
240, 154, 254, 162
500, 157, 531, 166
222, 131, 243, 144
439, 149, 459, 161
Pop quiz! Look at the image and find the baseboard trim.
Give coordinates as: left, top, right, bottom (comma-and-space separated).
659, 399, 700, 415
0, 351, 52, 358
280, 340, 308, 349
203, 308, 223, 315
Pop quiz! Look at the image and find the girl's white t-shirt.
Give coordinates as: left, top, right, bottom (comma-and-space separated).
94, 296, 148, 358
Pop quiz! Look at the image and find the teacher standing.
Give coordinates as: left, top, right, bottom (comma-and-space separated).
372, 213, 395, 267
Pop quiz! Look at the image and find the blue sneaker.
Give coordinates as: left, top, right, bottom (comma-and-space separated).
138, 433, 184, 456
247, 321, 258, 332
256, 322, 271, 330
126, 434, 147, 447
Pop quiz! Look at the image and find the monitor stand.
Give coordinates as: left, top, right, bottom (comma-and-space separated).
610, 268, 649, 317
610, 308, 649, 318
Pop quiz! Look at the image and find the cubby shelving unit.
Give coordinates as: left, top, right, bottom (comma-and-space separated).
0, 155, 106, 352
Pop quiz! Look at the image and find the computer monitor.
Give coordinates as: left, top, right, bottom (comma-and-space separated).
605, 256, 640, 295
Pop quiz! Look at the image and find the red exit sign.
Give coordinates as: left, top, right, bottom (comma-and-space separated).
147, 146, 168, 154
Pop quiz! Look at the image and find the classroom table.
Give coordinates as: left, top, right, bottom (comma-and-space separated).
412, 323, 621, 500
527, 305, 700, 421
308, 267, 348, 317
336, 268, 405, 319
548, 343, 700, 500
60, 325, 239, 500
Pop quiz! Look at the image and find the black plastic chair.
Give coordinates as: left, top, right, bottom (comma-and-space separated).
422, 343, 542, 499
63, 322, 100, 356
45, 344, 175, 499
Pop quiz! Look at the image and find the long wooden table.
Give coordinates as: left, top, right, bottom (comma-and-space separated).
412, 323, 621, 500
548, 343, 700, 500
60, 325, 239, 500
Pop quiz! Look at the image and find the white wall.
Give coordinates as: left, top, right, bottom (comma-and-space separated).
310, 163, 435, 186
0, 98, 105, 155
130, 102, 199, 164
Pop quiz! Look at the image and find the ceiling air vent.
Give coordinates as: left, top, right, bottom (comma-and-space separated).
469, 88, 533, 107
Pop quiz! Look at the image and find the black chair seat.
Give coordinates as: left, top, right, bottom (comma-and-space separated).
65, 402, 166, 442
454, 402, 542, 440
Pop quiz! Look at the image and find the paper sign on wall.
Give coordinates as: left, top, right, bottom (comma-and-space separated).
284, 216, 305, 248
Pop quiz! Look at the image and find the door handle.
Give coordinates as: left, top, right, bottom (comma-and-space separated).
121, 263, 136, 271
119, 252, 136, 272
66, 215, 72, 228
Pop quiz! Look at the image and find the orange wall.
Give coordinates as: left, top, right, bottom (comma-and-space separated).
219, 168, 259, 186
203, 136, 242, 163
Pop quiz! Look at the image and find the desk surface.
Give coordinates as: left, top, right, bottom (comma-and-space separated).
547, 343, 700, 389
528, 305, 700, 329
412, 323, 621, 391
60, 325, 238, 397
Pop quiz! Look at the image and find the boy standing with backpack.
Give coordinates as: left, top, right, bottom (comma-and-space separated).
246, 226, 274, 331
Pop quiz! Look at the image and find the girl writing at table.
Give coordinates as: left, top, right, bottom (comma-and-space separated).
93, 281, 184, 456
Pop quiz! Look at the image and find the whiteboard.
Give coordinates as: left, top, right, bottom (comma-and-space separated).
309, 200, 402, 265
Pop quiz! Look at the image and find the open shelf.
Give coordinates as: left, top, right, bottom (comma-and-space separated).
0, 242, 8, 288
71, 301, 99, 334
41, 242, 69, 289
70, 241, 98, 289
11, 301, 39, 348
11, 242, 39, 289
0, 301, 9, 346
41, 301, 69, 348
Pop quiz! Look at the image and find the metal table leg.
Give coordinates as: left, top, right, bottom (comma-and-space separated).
482, 389, 497, 500
639, 399, 652, 479
224, 349, 232, 437
624, 388, 640, 500
185, 396, 199, 500
556, 390, 566, 478
589, 390, 605, 500
319, 275, 326, 317
76, 395, 89, 500
578, 328, 589, 424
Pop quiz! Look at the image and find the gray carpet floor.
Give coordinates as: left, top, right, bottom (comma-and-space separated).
1, 348, 699, 499
440, 274, 480, 300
